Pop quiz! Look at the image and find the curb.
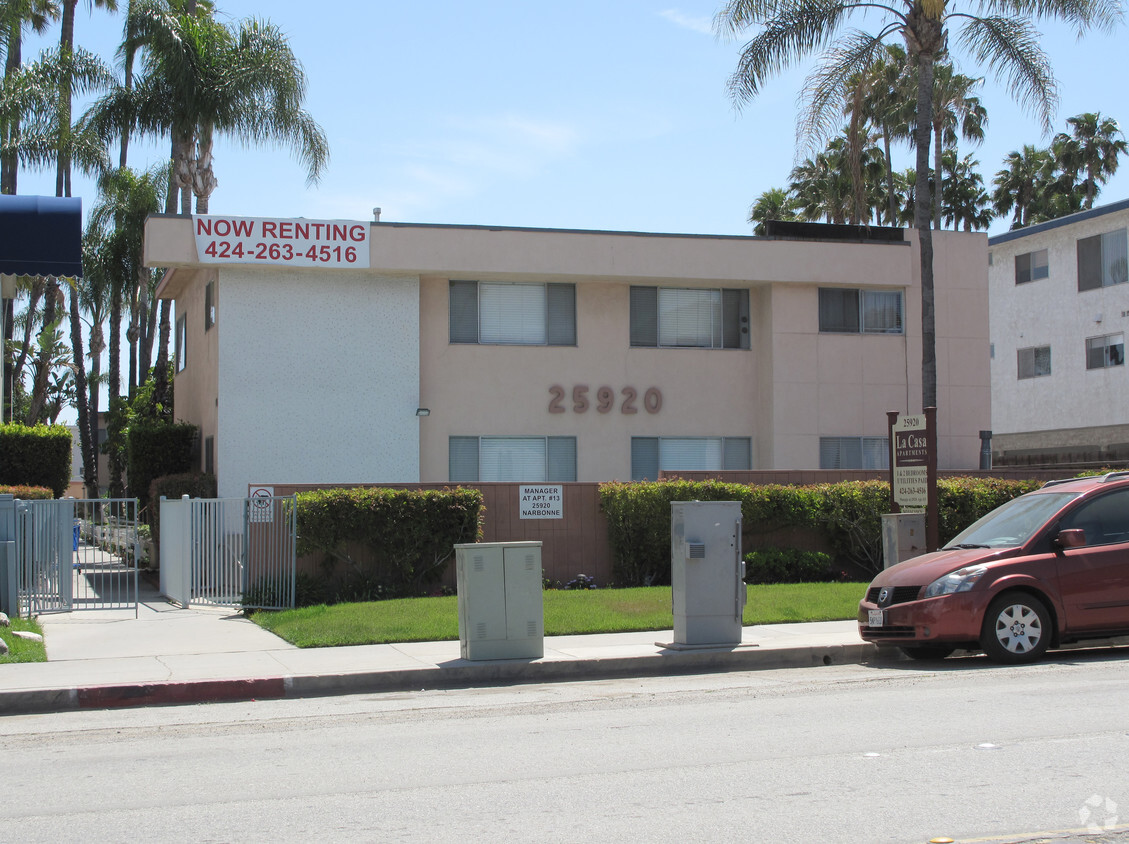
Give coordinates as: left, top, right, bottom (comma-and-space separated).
0, 641, 880, 716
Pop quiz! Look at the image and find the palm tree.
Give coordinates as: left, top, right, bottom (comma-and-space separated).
55, 0, 117, 196
1054, 112, 1128, 210
993, 145, 1052, 229
715, 0, 1120, 409
1, 0, 59, 195
940, 150, 992, 231
92, 0, 328, 215
789, 139, 852, 224
928, 65, 986, 230
748, 186, 797, 234
852, 45, 913, 226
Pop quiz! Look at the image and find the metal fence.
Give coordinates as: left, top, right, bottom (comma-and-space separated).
0, 497, 138, 618
160, 495, 296, 610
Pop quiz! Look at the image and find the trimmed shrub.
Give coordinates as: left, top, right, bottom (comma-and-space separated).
0, 485, 54, 499
0, 424, 71, 498
600, 477, 1043, 586
745, 548, 839, 584
148, 472, 218, 567
296, 487, 483, 599
127, 421, 197, 518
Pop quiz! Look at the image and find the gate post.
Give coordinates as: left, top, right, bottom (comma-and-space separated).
0, 495, 16, 617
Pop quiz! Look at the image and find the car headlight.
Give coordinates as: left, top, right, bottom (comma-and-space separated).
923, 565, 987, 598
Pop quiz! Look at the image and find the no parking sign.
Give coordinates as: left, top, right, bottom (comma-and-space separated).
249, 486, 274, 522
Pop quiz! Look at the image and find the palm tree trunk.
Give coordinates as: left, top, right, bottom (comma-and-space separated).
882, 126, 896, 226
3, 21, 23, 196
933, 126, 943, 230
56, 0, 77, 198
915, 53, 937, 410
68, 282, 97, 496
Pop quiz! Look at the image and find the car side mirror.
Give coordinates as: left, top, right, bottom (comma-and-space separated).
1055, 528, 1086, 548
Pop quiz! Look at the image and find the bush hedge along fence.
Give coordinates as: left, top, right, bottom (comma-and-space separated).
296, 487, 484, 600
0, 424, 71, 498
127, 421, 197, 518
599, 477, 1043, 587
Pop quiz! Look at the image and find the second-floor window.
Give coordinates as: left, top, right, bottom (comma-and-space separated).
1078, 228, 1128, 291
1018, 345, 1051, 379
1015, 249, 1048, 284
449, 281, 576, 345
629, 286, 749, 349
1086, 333, 1125, 370
818, 288, 903, 334
175, 314, 187, 372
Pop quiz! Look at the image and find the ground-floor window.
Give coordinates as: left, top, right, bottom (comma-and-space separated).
449, 436, 577, 482
630, 436, 751, 481
819, 436, 889, 470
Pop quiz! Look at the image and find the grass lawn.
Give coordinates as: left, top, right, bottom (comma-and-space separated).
0, 617, 46, 664
252, 582, 868, 648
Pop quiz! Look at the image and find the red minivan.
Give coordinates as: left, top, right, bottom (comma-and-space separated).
859, 472, 1129, 663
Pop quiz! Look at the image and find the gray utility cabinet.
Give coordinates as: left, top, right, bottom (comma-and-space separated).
455, 541, 544, 660
671, 501, 745, 646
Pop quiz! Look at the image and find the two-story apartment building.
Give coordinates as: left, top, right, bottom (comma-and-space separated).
142, 215, 990, 498
989, 198, 1129, 467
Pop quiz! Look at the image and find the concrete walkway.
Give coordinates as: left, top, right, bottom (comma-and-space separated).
1, 578, 877, 715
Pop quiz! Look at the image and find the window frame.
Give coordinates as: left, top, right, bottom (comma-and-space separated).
204, 280, 216, 331
1014, 249, 1049, 285
630, 436, 752, 481
448, 435, 577, 483
818, 288, 904, 335
1077, 228, 1129, 291
819, 436, 890, 470
175, 314, 187, 373
1017, 344, 1052, 380
629, 285, 750, 349
1086, 332, 1125, 370
449, 280, 576, 346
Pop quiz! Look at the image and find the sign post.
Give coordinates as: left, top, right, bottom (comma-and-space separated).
887, 408, 938, 551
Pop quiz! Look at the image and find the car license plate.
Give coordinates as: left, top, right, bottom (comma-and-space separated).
868, 609, 884, 627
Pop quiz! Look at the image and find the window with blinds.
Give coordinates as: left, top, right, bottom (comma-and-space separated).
449, 436, 577, 482
818, 288, 903, 334
630, 437, 752, 481
819, 437, 889, 470
630, 286, 749, 348
449, 280, 576, 345
1078, 229, 1129, 291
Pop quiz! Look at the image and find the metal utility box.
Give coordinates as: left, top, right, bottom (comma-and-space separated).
881, 512, 926, 569
671, 501, 745, 646
455, 541, 544, 660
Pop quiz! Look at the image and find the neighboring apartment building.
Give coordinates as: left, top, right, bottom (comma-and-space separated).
989, 198, 1129, 467
143, 215, 990, 498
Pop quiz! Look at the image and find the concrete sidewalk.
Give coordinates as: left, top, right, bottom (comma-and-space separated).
0, 580, 877, 715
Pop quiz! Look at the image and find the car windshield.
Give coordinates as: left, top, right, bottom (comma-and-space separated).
944, 491, 1081, 549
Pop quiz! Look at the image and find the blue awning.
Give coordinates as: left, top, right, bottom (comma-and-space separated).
0, 195, 82, 278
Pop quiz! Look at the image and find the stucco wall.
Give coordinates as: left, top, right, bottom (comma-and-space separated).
213, 267, 420, 497
989, 204, 1129, 437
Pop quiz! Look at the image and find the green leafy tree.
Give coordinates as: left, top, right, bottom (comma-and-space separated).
927, 64, 986, 229
748, 186, 798, 234
715, 0, 1121, 409
1053, 111, 1127, 210
940, 150, 992, 231
992, 144, 1052, 229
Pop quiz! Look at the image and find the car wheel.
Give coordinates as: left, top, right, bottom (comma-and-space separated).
980, 593, 1051, 664
899, 645, 955, 661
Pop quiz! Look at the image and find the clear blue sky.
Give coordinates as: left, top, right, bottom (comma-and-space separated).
16, 1, 1129, 238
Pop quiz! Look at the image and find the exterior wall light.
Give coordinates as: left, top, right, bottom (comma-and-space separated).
415, 408, 430, 417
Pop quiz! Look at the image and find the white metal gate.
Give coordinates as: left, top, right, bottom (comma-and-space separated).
159, 495, 296, 610
0, 496, 139, 617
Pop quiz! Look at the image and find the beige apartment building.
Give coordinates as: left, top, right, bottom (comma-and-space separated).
143, 215, 990, 498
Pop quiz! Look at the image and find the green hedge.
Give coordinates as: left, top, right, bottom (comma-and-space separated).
296, 487, 484, 599
0, 424, 71, 498
745, 548, 839, 584
149, 473, 218, 568
127, 421, 197, 517
599, 477, 1043, 586
0, 485, 54, 499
